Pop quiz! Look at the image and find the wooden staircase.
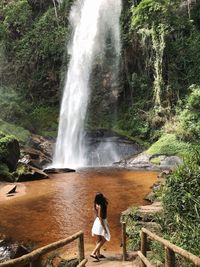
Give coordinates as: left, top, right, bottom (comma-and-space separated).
0, 226, 200, 267
121, 225, 200, 267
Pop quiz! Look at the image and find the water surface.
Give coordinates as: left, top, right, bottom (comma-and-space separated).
0, 168, 157, 255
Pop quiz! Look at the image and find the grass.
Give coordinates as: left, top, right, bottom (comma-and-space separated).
146, 134, 192, 158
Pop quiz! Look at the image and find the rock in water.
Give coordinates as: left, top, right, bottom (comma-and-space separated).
43, 168, 75, 174
7, 185, 17, 195
0, 134, 20, 171
16, 163, 48, 182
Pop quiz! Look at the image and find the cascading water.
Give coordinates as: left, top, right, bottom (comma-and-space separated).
53, 0, 122, 168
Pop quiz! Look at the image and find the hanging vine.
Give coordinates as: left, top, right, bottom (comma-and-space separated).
152, 23, 167, 110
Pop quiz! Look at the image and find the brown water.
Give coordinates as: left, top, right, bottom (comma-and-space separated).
0, 168, 157, 255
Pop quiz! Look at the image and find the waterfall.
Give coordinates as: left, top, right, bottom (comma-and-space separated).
53, 0, 122, 168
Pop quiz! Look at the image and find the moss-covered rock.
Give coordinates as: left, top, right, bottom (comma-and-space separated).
0, 163, 14, 182
146, 134, 192, 158
15, 162, 48, 182
0, 132, 20, 171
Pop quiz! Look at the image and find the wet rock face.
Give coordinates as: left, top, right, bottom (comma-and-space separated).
21, 134, 54, 169
85, 129, 142, 166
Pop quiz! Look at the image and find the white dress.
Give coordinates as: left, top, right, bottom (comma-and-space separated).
92, 217, 111, 241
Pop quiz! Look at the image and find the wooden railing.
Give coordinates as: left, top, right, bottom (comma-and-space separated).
121, 223, 200, 267
0, 231, 87, 267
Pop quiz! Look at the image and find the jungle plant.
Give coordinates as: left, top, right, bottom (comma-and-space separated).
177, 85, 200, 141
161, 150, 200, 256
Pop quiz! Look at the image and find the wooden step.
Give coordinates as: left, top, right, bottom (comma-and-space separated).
86, 253, 139, 267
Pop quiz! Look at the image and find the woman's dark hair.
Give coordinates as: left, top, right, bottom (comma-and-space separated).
94, 192, 108, 219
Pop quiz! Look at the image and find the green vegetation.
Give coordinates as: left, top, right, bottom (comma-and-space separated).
0, 131, 20, 181
0, 132, 17, 160
119, 0, 200, 147
123, 151, 200, 264
0, 119, 30, 143
0, 0, 72, 138
161, 151, 200, 256
0, 0, 199, 147
177, 86, 200, 141
146, 134, 191, 157
121, 207, 141, 251
30, 106, 59, 137
0, 163, 13, 182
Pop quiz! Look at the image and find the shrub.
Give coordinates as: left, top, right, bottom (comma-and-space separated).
178, 86, 200, 141
161, 150, 200, 256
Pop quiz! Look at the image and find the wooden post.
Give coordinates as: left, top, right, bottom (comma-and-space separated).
122, 222, 127, 261
165, 247, 176, 267
141, 230, 147, 267
78, 233, 85, 263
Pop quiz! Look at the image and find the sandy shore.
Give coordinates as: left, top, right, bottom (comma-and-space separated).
0, 183, 26, 201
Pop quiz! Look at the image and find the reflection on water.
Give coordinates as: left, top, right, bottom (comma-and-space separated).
0, 168, 157, 254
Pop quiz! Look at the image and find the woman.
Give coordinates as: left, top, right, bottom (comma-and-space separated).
90, 192, 111, 261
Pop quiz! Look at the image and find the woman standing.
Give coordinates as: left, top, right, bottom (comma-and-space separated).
90, 192, 111, 261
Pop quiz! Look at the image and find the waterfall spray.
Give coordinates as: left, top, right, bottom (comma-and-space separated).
53, 0, 122, 168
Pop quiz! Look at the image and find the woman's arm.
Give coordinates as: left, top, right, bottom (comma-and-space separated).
97, 205, 107, 233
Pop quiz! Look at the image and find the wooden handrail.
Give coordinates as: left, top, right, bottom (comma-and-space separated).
141, 227, 200, 266
77, 259, 88, 267
0, 231, 87, 267
137, 251, 154, 267
121, 222, 200, 267
138, 227, 200, 267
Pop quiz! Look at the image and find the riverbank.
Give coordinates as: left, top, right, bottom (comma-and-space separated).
0, 183, 26, 201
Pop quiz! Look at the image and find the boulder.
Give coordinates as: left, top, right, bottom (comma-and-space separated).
20, 134, 54, 170
28, 134, 54, 158
20, 147, 52, 169
159, 156, 183, 169
7, 185, 17, 195
119, 152, 183, 170
119, 153, 159, 170
0, 239, 29, 264
15, 162, 48, 182
0, 134, 20, 171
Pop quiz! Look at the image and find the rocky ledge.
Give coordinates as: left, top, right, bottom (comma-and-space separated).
116, 152, 183, 170
0, 133, 54, 182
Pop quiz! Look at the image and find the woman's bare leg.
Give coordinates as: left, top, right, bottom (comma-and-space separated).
96, 236, 102, 256
91, 235, 101, 256
91, 236, 106, 257
97, 237, 106, 257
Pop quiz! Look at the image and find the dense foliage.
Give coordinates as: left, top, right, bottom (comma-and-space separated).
0, 0, 199, 146
122, 151, 200, 265
0, 0, 73, 137
161, 150, 200, 257
118, 0, 200, 144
